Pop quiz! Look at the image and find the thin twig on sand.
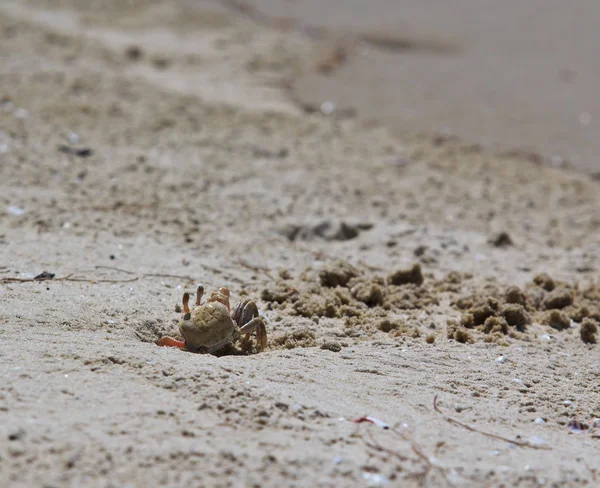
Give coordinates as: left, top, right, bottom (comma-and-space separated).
235, 259, 274, 280
143, 273, 196, 282
2, 262, 252, 286
65, 277, 139, 284
0, 273, 139, 284
1, 273, 71, 284
363, 428, 441, 484
433, 395, 552, 450
95, 265, 136, 275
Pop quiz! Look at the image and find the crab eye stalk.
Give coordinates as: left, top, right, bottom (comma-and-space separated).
195, 285, 204, 306
182, 292, 190, 314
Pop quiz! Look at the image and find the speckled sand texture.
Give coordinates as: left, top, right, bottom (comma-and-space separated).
1, 1, 599, 487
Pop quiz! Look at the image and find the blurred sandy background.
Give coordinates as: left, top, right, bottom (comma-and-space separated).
251, 0, 599, 172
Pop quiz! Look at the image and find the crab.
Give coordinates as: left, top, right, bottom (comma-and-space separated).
157, 286, 267, 354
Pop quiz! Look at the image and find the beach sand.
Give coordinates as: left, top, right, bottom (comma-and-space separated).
253, 0, 600, 173
1, 1, 599, 486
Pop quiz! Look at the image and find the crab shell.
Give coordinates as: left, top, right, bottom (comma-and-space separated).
178, 301, 240, 353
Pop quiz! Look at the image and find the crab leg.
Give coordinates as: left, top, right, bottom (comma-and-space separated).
239, 316, 267, 351
157, 291, 191, 348
232, 299, 251, 324
234, 300, 267, 351
233, 299, 262, 331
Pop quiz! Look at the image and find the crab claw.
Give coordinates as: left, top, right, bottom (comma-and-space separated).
156, 336, 186, 348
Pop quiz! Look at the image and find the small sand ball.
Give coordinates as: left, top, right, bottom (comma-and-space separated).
293, 295, 338, 318
445, 271, 463, 284
483, 316, 509, 334
425, 334, 436, 344
261, 283, 294, 304
454, 296, 473, 310
526, 288, 545, 310
319, 260, 359, 287
334, 287, 352, 305
461, 312, 475, 328
547, 310, 571, 330
533, 273, 555, 292
543, 288, 573, 310
351, 282, 384, 307
278, 269, 292, 280
472, 297, 501, 325
454, 328, 473, 344
571, 306, 591, 323
447, 320, 473, 343
501, 304, 531, 330
388, 263, 424, 286
505, 286, 527, 306
378, 319, 397, 332
580, 318, 598, 344
324, 298, 338, 318
339, 305, 362, 317
273, 328, 317, 349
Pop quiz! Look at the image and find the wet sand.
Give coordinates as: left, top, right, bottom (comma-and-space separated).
251, 0, 600, 172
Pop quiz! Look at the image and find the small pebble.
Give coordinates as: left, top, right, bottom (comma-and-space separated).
14, 108, 29, 119
320, 101, 335, 115
362, 472, 389, 487
528, 436, 547, 446
67, 132, 81, 144
534, 418, 546, 424
6, 206, 25, 216
496, 356, 505, 363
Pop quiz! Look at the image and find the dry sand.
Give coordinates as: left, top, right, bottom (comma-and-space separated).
1, 1, 599, 487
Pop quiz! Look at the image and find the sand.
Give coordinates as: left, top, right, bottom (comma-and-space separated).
1, 1, 599, 487
252, 0, 600, 173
